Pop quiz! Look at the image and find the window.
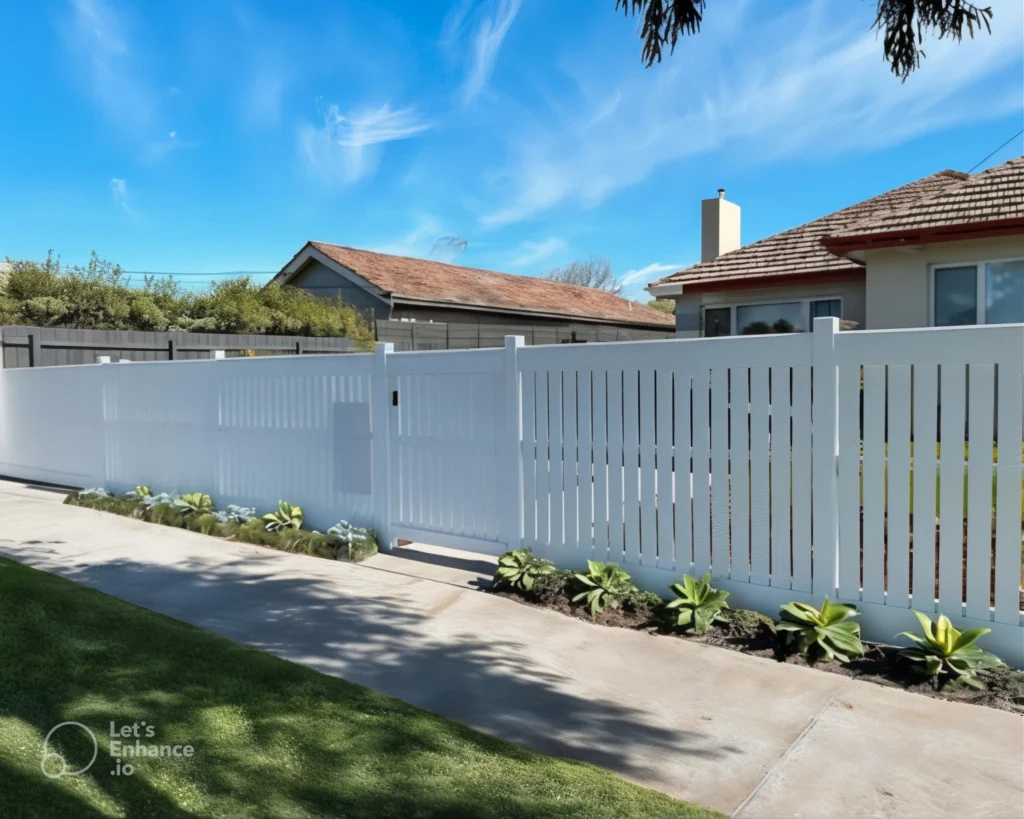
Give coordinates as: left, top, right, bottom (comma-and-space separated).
811, 298, 841, 319
737, 302, 805, 334
933, 260, 1024, 325
703, 307, 731, 337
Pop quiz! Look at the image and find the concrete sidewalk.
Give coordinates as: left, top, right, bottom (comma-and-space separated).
1, 478, 1021, 818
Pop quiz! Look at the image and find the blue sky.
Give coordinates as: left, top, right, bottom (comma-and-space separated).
0, 0, 1021, 298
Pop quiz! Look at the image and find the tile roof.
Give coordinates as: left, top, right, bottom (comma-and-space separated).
654, 169, 969, 288
825, 156, 1024, 247
288, 242, 675, 328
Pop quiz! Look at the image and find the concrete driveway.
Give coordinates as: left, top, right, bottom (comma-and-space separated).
1, 478, 1022, 818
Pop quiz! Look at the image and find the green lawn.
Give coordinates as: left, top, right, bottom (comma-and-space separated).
0, 557, 717, 819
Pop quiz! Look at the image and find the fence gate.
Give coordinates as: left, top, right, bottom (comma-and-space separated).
386, 348, 508, 555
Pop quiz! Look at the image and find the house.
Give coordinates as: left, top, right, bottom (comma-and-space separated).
272, 242, 675, 348
648, 157, 1024, 336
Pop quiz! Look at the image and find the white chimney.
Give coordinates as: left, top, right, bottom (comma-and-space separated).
701, 188, 741, 262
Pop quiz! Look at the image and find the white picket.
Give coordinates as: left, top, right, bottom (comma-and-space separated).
656, 370, 675, 569
965, 363, 994, 621
673, 369, 693, 570
710, 368, 730, 578
770, 366, 792, 589
730, 369, 751, 584
886, 364, 912, 609
692, 369, 712, 576
862, 365, 886, 605
563, 370, 579, 550
837, 364, 862, 600
791, 366, 812, 593
608, 372, 625, 561
748, 368, 770, 586
911, 364, 938, 612
578, 370, 594, 552
623, 370, 641, 564
994, 362, 1024, 624
592, 372, 609, 560
640, 369, 658, 566
938, 365, 967, 611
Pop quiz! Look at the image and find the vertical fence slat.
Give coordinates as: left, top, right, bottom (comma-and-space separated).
578, 370, 594, 554
770, 366, 792, 589
965, 363, 995, 621
592, 372, 609, 561
656, 370, 675, 570
521, 372, 537, 546
608, 371, 625, 561
837, 364, 862, 601
691, 368, 712, 576
710, 367, 730, 578
535, 373, 550, 548
563, 371, 579, 551
622, 370, 641, 565
911, 364, 938, 612
674, 369, 693, 570
887, 364, 912, 609
731, 368, 750, 584
749, 368, 770, 586
639, 369, 658, 567
994, 362, 1023, 624
549, 371, 565, 552
938, 364, 967, 612
791, 365, 812, 593
861, 365, 886, 605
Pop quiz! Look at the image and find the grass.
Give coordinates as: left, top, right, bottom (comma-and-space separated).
0, 557, 719, 819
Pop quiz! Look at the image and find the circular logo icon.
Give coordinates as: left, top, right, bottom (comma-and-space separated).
41, 722, 98, 779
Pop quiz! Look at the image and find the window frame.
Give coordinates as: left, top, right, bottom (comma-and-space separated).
699, 295, 844, 337
929, 257, 1024, 326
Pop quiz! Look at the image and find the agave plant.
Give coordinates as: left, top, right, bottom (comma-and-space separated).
78, 487, 111, 498
666, 573, 730, 635
777, 598, 864, 663
327, 519, 369, 543
125, 485, 152, 500
141, 492, 178, 510
897, 611, 1005, 689
212, 504, 257, 525
494, 548, 553, 592
572, 561, 636, 616
263, 501, 303, 532
174, 492, 214, 516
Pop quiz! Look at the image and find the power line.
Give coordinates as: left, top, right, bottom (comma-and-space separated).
968, 128, 1024, 173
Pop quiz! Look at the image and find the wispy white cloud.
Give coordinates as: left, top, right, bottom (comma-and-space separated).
61, 0, 154, 130
621, 261, 687, 298
509, 237, 568, 268
141, 130, 199, 163
443, 0, 521, 106
298, 102, 433, 185
482, 0, 1023, 226
109, 177, 132, 215
371, 215, 447, 258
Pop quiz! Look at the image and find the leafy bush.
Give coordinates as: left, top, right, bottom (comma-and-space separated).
777, 598, 864, 663
666, 573, 730, 635
125, 485, 151, 500
897, 611, 1005, 688
65, 491, 142, 518
494, 548, 554, 592
212, 504, 257, 525
571, 561, 636, 615
174, 493, 214, 516
263, 501, 303, 531
185, 513, 223, 536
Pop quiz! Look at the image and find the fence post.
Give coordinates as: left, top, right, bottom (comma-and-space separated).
168, 338, 176, 360
28, 333, 41, 367
501, 336, 526, 550
811, 317, 840, 599
371, 342, 394, 549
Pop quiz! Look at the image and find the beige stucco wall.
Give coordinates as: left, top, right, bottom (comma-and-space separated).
673, 278, 866, 337
864, 235, 1024, 329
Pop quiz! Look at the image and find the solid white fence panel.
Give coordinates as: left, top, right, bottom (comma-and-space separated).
994, 361, 1023, 624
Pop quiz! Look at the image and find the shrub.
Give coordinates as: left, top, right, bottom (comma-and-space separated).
125, 485, 151, 500
66, 491, 142, 518
174, 493, 214, 516
263, 501, 303, 531
666, 573, 730, 635
897, 611, 1005, 689
777, 598, 864, 663
494, 548, 554, 592
212, 504, 257, 525
571, 561, 636, 615
186, 513, 223, 537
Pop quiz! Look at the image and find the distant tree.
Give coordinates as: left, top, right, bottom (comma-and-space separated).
616, 0, 993, 80
646, 298, 675, 314
545, 257, 623, 295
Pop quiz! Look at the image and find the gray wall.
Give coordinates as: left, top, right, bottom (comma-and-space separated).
377, 319, 672, 351
288, 260, 391, 320
0, 325, 356, 368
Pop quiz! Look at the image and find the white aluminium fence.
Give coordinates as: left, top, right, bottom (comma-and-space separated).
0, 319, 1021, 665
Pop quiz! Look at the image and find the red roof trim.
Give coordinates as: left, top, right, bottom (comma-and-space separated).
680, 268, 865, 293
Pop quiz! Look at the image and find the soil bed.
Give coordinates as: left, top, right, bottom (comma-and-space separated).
489, 584, 1024, 716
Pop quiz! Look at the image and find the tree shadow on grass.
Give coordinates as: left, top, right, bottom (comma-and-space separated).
1, 541, 737, 817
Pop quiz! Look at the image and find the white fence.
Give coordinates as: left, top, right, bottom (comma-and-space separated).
1, 319, 1021, 665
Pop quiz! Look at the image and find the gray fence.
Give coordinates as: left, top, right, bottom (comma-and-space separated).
0, 325, 356, 368
375, 319, 674, 351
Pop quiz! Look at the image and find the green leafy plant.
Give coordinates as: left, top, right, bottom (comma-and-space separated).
777, 598, 864, 663
572, 561, 636, 616
665, 573, 730, 635
897, 611, 1005, 689
125, 485, 151, 500
263, 501, 303, 532
494, 548, 554, 592
173, 493, 214, 516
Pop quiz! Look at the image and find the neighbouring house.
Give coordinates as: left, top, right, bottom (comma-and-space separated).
649, 157, 1024, 336
272, 242, 675, 348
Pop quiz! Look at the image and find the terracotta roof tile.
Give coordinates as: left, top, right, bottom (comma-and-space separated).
654, 170, 968, 287
298, 242, 674, 328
